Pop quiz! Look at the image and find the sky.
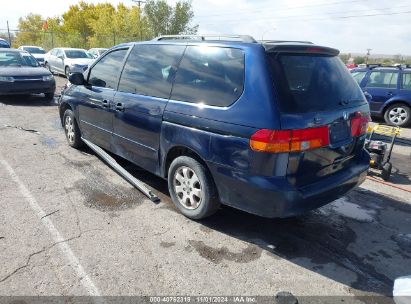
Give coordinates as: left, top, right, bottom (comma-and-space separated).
1, 0, 411, 55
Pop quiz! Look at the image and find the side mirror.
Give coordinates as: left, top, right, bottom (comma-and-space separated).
69, 73, 86, 86
363, 91, 372, 102
58, 55, 64, 60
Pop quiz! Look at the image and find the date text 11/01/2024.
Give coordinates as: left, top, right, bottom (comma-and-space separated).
149, 297, 257, 303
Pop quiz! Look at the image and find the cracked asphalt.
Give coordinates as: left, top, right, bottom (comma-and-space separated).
0, 76, 410, 301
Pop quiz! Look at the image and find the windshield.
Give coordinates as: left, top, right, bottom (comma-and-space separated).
267, 53, 366, 113
24, 47, 45, 54
65, 50, 92, 59
0, 51, 39, 67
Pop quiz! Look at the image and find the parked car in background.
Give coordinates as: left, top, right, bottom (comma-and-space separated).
0, 38, 10, 48
88, 48, 108, 59
18, 46, 46, 65
0, 49, 55, 99
351, 65, 411, 127
44, 48, 94, 78
59, 35, 370, 220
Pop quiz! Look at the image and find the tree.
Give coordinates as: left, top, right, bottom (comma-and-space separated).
339, 53, 349, 64
354, 56, 366, 65
14, 14, 45, 47
144, 0, 197, 37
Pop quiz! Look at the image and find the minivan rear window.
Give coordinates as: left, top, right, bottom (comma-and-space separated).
171, 46, 244, 107
267, 53, 365, 113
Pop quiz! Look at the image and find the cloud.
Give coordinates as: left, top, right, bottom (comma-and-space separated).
1, 0, 410, 55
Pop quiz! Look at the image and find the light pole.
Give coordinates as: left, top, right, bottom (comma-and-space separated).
366, 48, 372, 64
132, 0, 146, 40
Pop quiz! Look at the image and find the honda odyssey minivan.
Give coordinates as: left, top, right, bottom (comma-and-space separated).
58, 35, 370, 220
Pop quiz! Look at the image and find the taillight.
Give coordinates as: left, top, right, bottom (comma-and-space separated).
351, 112, 370, 137
250, 126, 330, 153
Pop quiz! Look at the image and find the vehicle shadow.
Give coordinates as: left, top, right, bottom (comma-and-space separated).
81, 147, 411, 296
0, 94, 57, 107
199, 190, 411, 297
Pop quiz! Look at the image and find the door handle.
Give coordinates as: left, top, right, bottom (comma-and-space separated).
387, 92, 394, 96
102, 99, 110, 108
115, 102, 125, 111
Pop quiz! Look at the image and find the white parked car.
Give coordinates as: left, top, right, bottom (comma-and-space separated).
88, 48, 108, 59
18, 46, 46, 65
44, 48, 95, 78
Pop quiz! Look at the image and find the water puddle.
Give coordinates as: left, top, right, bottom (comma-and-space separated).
330, 197, 376, 222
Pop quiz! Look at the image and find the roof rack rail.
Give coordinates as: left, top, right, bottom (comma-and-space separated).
153, 34, 257, 43
259, 40, 314, 44
367, 64, 408, 69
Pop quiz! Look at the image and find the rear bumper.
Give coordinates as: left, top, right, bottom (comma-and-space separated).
208, 151, 370, 218
0, 81, 55, 95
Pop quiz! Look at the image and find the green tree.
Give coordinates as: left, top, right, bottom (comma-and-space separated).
144, 0, 197, 37
354, 56, 366, 65
60, 1, 98, 48
14, 14, 45, 47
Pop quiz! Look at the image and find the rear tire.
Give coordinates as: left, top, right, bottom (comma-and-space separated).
63, 109, 83, 148
381, 162, 392, 181
168, 156, 219, 220
384, 103, 410, 127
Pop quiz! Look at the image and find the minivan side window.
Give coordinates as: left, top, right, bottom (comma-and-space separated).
366, 71, 398, 89
402, 73, 411, 89
171, 46, 245, 107
88, 49, 128, 89
118, 44, 185, 99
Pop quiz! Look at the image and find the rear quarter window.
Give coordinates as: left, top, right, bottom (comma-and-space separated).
402, 73, 411, 89
171, 46, 244, 107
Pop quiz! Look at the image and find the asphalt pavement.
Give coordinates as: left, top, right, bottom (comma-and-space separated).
0, 76, 410, 302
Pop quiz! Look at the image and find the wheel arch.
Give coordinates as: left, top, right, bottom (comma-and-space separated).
59, 102, 73, 125
163, 145, 210, 179
382, 100, 410, 115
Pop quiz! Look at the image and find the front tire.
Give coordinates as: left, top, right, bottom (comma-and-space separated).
384, 103, 410, 127
168, 156, 219, 220
63, 109, 83, 148
65, 66, 70, 78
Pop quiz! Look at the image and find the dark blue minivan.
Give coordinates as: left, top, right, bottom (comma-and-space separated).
59, 35, 370, 219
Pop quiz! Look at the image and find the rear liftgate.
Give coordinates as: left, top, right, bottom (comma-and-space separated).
82, 137, 160, 203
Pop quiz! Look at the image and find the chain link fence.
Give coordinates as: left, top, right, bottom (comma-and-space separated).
0, 29, 150, 51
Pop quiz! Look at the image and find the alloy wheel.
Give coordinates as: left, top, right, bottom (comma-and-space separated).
388, 106, 408, 125
65, 116, 75, 144
173, 166, 202, 210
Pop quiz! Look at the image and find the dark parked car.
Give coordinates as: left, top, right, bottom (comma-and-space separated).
0, 38, 10, 48
0, 49, 55, 99
59, 36, 370, 219
351, 65, 411, 127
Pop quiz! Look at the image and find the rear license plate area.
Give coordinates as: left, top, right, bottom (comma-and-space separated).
329, 120, 350, 145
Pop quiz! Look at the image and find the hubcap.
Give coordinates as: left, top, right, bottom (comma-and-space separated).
65, 116, 75, 143
388, 107, 408, 125
173, 166, 202, 210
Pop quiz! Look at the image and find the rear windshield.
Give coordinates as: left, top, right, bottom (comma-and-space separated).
267, 53, 366, 113
24, 47, 45, 54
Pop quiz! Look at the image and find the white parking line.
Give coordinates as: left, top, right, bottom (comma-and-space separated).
0, 158, 102, 297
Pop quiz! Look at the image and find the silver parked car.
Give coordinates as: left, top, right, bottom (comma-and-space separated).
18, 46, 46, 65
88, 48, 108, 59
44, 48, 94, 77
